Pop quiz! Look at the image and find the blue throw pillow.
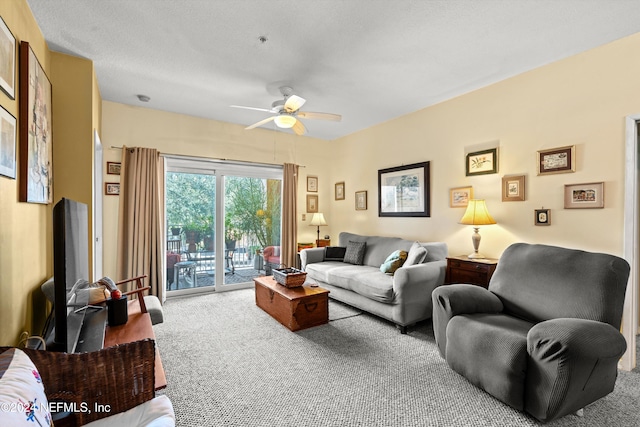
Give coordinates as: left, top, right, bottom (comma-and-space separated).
380, 250, 408, 275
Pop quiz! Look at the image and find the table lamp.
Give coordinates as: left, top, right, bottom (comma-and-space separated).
309, 213, 328, 246
459, 199, 496, 259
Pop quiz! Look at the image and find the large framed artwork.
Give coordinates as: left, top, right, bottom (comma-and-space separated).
19, 41, 53, 204
0, 16, 16, 99
378, 161, 430, 217
0, 105, 16, 178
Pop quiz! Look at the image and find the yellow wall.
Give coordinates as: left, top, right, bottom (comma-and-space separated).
51, 51, 99, 277
0, 0, 52, 345
328, 32, 640, 259
0, 1, 101, 345
100, 101, 332, 278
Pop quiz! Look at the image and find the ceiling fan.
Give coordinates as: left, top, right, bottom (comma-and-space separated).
231, 86, 341, 136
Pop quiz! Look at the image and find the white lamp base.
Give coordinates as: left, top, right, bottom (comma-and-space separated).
468, 226, 486, 259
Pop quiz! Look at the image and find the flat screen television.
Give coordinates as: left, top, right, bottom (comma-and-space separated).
52, 198, 91, 352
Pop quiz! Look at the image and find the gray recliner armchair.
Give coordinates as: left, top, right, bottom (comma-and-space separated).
432, 243, 630, 422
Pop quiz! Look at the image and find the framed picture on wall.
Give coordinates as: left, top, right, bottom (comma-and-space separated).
355, 190, 367, 210
0, 16, 16, 99
378, 161, 430, 217
306, 194, 318, 213
466, 148, 498, 176
19, 41, 53, 204
538, 145, 575, 175
0, 105, 16, 179
535, 208, 551, 226
107, 161, 121, 175
564, 182, 604, 209
105, 182, 120, 195
335, 182, 345, 200
307, 176, 318, 192
449, 186, 473, 207
501, 175, 525, 201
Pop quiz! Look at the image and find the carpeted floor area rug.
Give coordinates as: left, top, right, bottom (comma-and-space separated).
154, 289, 640, 427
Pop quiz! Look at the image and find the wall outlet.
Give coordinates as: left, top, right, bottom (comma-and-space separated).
302, 214, 306, 221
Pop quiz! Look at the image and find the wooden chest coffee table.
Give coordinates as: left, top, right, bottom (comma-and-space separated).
254, 275, 329, 331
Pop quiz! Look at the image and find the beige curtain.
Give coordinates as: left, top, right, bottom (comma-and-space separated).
281, 163, 299, 268
116, 147, 165, 302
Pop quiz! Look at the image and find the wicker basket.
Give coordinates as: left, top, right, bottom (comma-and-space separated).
273, 267, 307, 288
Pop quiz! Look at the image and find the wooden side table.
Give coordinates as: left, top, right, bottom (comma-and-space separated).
316, 239, 331, 247
445, 256, 498, 289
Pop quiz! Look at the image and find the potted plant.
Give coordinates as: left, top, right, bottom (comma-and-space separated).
183, 218, 206, 252
224, 217, 242, 250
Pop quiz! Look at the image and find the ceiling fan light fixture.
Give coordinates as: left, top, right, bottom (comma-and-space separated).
274, 114, 296, 129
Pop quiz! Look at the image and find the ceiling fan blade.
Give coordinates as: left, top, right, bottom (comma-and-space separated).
292, 119, 306, 136
297, 111, 342, 122
245, 116, 276, 130
230, 105, 274, 113
284, 95, 306, 113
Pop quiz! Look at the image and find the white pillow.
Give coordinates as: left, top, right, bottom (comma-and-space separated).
0, 348, 52, 426
404, 241, 428, 266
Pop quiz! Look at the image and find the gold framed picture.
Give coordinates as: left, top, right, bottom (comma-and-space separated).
307, 175, 317, 192
355, 190, 367, 210
335, 181, 345, 200
501, 175, 525, 202
306, 194, 318, 213
449, 186, 473, 208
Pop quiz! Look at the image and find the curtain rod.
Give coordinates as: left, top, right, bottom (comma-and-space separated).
110, 146, 305, 168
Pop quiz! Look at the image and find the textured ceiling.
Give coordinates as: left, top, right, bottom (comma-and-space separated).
27, 0, 640, 140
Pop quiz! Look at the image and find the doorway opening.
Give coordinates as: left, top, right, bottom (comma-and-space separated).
164, 156, 282, 297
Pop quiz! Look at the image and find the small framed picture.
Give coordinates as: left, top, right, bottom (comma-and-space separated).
335, 181, 345, 200
449, 186, 473, 208
466, 148, 498, 176
105, 182, 120, 195
564, 182, 604, 209
538, 145, 575, 175
355, 190, 367, 210
0, 17, 16, 99
107, 161, 121, 175
306, 194, 318, 213
535, 209, 551, 226
501, 175, 525, 202
0, 105, 17, 179
307, 176, 317, 192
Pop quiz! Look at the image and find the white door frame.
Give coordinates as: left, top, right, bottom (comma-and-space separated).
622, 114, 640, 370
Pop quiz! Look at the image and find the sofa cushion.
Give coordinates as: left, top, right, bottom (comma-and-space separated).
326, 265, 395, 303
325, 246, 346, 261
0, 348, 52, 426
405, 242, 428, 266
305, 261, 349, 284
85, 395, 175, 427
380, 250, 408, 275
344, 241, 366, 265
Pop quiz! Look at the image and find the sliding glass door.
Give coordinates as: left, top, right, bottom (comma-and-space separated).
165, 157, 282, 295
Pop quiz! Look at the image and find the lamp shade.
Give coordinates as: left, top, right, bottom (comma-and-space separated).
274, 114, 297, 129
459, 200, 496, 226
309, 213, 328, 226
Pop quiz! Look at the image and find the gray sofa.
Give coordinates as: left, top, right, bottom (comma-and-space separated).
300, 232, 447, 333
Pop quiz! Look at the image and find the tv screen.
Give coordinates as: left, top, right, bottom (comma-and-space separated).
53, 198, 90, 352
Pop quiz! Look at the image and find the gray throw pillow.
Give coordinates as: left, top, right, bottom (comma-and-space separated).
325, 246, 347, 261
344, 241, 366, 265
404, 241, 428, 266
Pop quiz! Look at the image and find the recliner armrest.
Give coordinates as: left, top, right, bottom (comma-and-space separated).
431, 284, 503, 358
526, 318, 626, 421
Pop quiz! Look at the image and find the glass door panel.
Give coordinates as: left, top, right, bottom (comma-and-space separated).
165, 171, 216, 293
223, 176, 282, 285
